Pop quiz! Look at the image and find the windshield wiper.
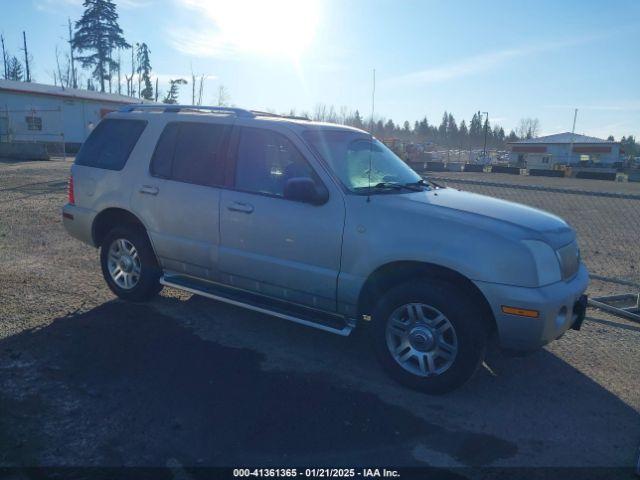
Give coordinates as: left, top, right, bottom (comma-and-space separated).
407, 178, 444, 189
371, 182, 423, 192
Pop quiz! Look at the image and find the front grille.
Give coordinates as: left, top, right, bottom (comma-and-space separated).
557, 241, 580, 280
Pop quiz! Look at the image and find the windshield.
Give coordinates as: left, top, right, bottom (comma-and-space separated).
302, 130, 425, 193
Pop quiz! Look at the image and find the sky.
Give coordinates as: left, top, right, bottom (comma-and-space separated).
2, 0, 639, 139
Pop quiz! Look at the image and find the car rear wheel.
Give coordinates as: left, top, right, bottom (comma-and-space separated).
100, 226, 162, 302
369, 279, 487, 394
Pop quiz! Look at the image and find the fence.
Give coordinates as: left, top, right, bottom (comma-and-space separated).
425, 172, 640, 297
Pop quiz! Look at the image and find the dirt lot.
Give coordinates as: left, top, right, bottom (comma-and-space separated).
0, 159, 639, 476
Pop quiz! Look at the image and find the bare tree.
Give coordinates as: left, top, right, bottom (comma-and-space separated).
67, 18, 77, 88
197, 75, 205, 105
217, 85, 229, 106
516, 118, 540, 139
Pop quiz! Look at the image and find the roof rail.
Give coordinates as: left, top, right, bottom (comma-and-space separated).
250, 110, 310, 121
119, 104, 255, 117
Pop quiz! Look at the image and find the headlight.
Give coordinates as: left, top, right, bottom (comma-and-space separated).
522, 240, 562, 286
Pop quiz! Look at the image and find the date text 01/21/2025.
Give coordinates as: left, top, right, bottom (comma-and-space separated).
232, 468, 401, 478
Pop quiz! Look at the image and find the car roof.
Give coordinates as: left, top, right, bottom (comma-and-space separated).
106, 104, 368, 135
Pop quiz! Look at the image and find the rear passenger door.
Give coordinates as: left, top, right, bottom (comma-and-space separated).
218, 126, 345, 312
131, 120, 231, 279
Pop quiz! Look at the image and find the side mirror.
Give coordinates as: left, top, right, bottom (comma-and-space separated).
283, 177, 328, 205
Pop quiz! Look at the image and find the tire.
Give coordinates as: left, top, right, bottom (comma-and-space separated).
369, 279, 487, 394
100, 226, 162, 302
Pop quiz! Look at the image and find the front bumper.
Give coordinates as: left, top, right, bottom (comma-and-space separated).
474, 263, 589, 350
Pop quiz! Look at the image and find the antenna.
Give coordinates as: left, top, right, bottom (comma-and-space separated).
367, 68, 376, 202
568, 108, 578, 164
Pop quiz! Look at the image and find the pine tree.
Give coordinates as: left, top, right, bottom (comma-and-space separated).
438, 111, 448, 144
162, 78, 187, 104
352, 110, 364, 130
140, 49, 151, 98
72, 0, 129, 92
469, 113, 483, 146
447, 113, 458, 146
458, 120, 469, 148
136, 42, 153, 100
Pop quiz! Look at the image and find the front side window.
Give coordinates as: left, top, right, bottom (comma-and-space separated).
302, 129, 423, 193
76, 119, 147, 171
150, 122, 230, 186
234, 127, 315, 197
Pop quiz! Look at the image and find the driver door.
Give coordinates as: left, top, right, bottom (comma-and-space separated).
218, 126, 345, 311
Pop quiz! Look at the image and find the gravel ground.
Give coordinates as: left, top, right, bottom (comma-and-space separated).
0, 159, 639, 476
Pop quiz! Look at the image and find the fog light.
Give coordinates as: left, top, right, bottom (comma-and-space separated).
501, 306, 539, 318
555, 306, 567, 328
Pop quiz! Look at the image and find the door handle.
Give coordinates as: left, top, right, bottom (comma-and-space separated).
227, 201, 254, 214
139, 185, 159, 196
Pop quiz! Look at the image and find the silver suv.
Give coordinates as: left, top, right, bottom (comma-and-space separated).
63, 105, 588, 393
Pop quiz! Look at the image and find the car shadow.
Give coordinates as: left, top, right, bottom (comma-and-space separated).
0, 296, 637, 474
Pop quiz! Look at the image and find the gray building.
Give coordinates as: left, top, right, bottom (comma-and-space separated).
508, 132, 622, 169
0, 79, 143, 152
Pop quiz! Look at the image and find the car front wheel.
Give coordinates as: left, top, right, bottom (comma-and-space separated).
370, 279, 488, 394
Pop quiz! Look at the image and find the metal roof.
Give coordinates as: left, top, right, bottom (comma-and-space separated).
0, 79, 147, 104
509, 132, 616, 145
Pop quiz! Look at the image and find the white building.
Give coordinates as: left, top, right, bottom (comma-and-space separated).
508, 132, 622, 169
0, 79, 143, 152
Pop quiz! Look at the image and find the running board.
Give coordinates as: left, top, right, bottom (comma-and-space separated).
160, 275, 354, 336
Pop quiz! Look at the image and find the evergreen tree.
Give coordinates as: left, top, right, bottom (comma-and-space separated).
416, 117, 429, 141
438, 111, 448, 144
447, 113, 458, 146
136, 42, 153, 100
163, 78, 187, 104
384, 119, 396, 137
73, 0, 129, 92
458, 120, 469, 148
469, 112, 482, 146
351, 110, 364, 130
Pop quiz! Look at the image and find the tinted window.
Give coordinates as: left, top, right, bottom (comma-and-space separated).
75, 119, 147, 170
150, 122, 230, 186
235, 128, 315, 197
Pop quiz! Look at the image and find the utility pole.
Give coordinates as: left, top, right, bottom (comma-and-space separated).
568, 108, 578, 165
155, 77, 158, 102
22, 31, 31, 82
481, 111, 489, 158
68, 18, 77, 88
1, 34, 7, 79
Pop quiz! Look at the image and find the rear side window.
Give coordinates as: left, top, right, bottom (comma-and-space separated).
75, 119, 147, 170
150, 122, 230, 186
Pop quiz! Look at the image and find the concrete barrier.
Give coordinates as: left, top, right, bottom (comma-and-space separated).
529, 169, 565, 178
463, 164, 484, 172
575, 171, 617, 181
490, 165, 520, 175
445, 162, 465, 172
425, 161, 446, 172
0, 142, 50, 161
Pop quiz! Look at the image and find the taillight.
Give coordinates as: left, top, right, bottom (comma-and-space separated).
68, 174, 75, 205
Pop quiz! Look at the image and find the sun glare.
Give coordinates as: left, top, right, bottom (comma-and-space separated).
193, 0, 321, 59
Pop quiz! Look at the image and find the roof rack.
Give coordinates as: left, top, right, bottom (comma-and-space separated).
119, 104, 255, 117
250, 110, 310, 121
119, 104, 311, 122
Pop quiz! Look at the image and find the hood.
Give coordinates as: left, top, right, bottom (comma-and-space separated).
392, 188, 574, 248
